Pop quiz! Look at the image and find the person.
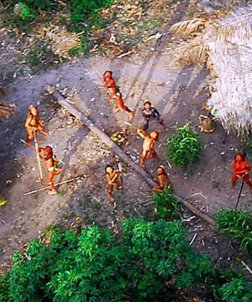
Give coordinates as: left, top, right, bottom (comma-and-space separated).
152, 166, 171, 191
113, 92, 134, 120
103, 70, 118, 101
38, 145, 61, 195
231, 153, 252, 192
105, 165, 123, 203
198, 111, 215, 133
142, 101, 164, 131
25, 105, 48, 146
137, 128, 159, 168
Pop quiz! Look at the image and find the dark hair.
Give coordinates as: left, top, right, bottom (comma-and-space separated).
105, 164, 114, 173
234, 152, 245, 161
144, 101, 151, 106
103, 71, 112, 77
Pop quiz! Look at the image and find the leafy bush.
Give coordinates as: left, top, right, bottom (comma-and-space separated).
0, 275, 10, 302
17, 2, 35, 22
167, 124, 202, 165
21, 0, 53, 11
70, 0, 114, 32
2, 219, 214, 301
220, 278, 252, 302
215, 208, 252, 255
152, 185, 179, 219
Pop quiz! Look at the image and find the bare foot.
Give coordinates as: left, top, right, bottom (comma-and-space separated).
48, 190, 57, 195
128, 111, 134, 120
113, 107, 120, 113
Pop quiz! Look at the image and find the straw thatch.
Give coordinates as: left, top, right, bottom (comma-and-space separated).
169, 5, 252, 136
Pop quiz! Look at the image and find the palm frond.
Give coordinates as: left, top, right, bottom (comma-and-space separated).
169, 18, 207, 36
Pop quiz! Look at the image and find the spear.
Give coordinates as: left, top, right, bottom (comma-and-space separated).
33, 130, 43, 184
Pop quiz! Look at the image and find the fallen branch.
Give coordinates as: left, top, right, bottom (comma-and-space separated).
51, 89, 215, 227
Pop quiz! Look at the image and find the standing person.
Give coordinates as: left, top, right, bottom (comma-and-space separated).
152, 166, 171, 191
113, 92, 134, 120
142, 101, 164, 131
103, 71, 118, 101
137, 128, 159, 168
25, 105, 48, 146
38, 145, 61, 195
105, 165, 123, 203
231, 152, 252, 192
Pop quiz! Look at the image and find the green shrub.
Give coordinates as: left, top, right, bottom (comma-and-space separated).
70, 0, 114, 32
220, 278, 252, 302
17, 2, 35, 22
21, 0, 53, 11
0, 274, 11, 302
167, 124, 202, 165
2, 219, 215, 301
152, 185, 179, 219
215, 208, 252, 255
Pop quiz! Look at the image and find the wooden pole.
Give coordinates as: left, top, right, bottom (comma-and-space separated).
24, 175, 86, 195
33, 130, 43, 184
235, 177, 245, 211
57, 97, 215, 228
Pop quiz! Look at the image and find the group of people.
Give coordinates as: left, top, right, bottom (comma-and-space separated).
23, 70, 252, 202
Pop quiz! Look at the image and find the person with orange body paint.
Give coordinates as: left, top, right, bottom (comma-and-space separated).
231, 152, 252, 192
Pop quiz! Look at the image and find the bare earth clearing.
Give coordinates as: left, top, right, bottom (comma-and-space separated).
1, 0, 252, 276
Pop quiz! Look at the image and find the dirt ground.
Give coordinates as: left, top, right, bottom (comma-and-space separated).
1, 0, 252, 276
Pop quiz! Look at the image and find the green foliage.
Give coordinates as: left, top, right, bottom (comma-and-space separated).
70, 0, 114, 32
3, 219, 214, 301
215, 208, 252, 255
20, 0, 53, 11
220, 278, 252, 302
167, 124, 202, 165
152, 185, 179, 219
0, 274, 11, 302
17, 2, 35, 22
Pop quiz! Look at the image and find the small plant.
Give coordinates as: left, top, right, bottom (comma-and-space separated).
70, 0, 114, 32
167, 124, 202, 165
215, 208, 252, 255
152, 185, 179, 219
17, 2, 35, 22
220, 278, 252, 301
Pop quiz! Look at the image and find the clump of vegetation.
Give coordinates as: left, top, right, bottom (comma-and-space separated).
167, 124, 202, 165
70, 0, 114, 32
215, 208, 252, 255
17, 2, 35, 22
1, 219, 215, 301
152, 185, 179, 219
219, 278, 252, 302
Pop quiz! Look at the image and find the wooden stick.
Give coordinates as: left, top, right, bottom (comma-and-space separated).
33, 130, 43, 184
24, 175, 85, 195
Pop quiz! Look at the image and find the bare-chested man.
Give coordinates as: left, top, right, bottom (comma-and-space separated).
103, 71, 118, 101
152, 166, 171, 191
38, 145, 61, 194
105, 164, 122, 203
137, 128, 159, 168
25, 105, 48, 146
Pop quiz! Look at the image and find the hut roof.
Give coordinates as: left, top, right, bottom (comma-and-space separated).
170, 5, 252, 136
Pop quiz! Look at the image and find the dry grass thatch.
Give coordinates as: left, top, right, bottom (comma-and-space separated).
169, 5, 252, 136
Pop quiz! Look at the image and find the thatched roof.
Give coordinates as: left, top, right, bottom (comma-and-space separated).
169, 5, 252, 136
